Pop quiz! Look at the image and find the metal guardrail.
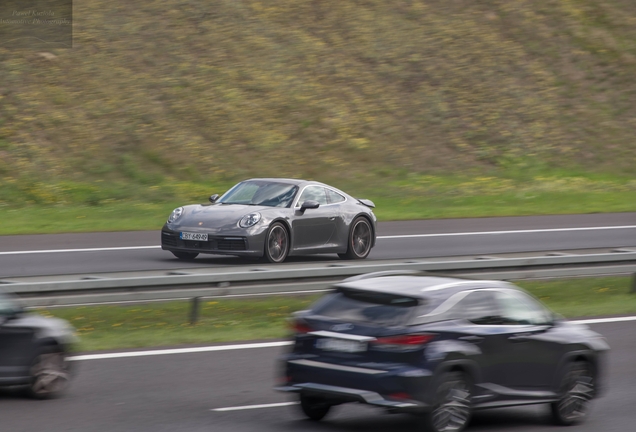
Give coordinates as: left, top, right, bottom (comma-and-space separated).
1, 249, 635, 308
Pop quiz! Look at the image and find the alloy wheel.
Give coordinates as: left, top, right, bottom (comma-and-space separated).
552, 363, 594, 424
428, 373, 471, 432
266, 224, 289, 263
349, 218, 372, 258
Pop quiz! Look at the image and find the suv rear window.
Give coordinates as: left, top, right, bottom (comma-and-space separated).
310, 289, 422, 326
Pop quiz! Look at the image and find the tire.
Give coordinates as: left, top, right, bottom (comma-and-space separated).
550, 361, 595, 426
263, 222, 289, 263
26, 346, 72, 399
299, 394, 331, 421
339, 217, 373, 260
419, 371, 472, 432
172, 251, 199, 260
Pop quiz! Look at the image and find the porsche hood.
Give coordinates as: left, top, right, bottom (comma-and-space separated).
172, 203, 271, 229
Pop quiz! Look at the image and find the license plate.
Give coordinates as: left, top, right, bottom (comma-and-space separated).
180, 232, 208, 241
316, 338, 367, 353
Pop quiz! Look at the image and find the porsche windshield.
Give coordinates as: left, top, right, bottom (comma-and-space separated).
219, 181, 298, 207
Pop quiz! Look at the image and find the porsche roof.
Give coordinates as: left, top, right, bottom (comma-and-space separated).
242, 178, 307, 185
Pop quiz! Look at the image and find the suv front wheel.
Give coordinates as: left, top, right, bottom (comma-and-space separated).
551, 361, 595, 425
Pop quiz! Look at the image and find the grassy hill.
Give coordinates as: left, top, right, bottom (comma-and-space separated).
0, 0, 635, 231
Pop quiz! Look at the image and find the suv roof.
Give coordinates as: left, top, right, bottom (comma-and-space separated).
334, 273, 510, 300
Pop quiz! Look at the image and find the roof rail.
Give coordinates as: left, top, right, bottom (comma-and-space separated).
340, 270, 485, 284
341, 270, 423, 283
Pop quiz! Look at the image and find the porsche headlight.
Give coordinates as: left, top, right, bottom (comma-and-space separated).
168, 207, 184, 223
239, 212, 261, 228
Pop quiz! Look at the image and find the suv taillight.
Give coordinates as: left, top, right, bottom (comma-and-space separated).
289, 319, 312, 335
371, 333, 436, 351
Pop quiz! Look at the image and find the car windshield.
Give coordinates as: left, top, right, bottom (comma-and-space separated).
0, 292, 20, 316
219, 181, 298, 207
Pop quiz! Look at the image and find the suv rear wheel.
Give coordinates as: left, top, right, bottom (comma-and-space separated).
299, 394, 331, 421
420, 371, 472, 432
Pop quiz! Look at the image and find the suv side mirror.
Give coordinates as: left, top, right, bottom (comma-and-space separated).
209, 194, 219, 203
300, 200, 320, 212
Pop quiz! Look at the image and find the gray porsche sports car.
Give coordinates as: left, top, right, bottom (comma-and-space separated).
161, 178, 377, 263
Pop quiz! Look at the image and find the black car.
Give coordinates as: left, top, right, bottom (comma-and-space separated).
0, 292, 76, 398
276, 272, 609, 432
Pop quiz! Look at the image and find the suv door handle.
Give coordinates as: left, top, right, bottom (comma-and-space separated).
508, 333, 531, 342
329, 216, 336, 220
459, 335, 484, 343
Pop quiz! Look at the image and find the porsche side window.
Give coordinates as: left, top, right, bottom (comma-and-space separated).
326, 189, 345, 204
297, 186, 328, 206
456, 291, 501, 325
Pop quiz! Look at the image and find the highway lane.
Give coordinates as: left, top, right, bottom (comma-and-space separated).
0, 320, 632, 432
0, 213, 634, 278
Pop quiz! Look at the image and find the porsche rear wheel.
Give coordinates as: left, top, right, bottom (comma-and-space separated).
264, 223, 289, 263
339, 217, 372, 260
172, 251, 199, 260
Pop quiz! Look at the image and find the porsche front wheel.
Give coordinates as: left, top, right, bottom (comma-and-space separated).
263, 223, 289, 263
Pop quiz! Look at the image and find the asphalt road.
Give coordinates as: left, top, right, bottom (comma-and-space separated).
0, 320, 632, 432
1, 213, 635, 278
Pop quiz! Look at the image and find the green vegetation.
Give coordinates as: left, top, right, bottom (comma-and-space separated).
518, 276, 636, 318
36, 295, 319, 352
1, 172, 635, 235
1, 1, 635, 233
33, 276, 634, 352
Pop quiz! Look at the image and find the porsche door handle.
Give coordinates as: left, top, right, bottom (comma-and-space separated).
459, 335, 484, 343
329, 216, 336, 220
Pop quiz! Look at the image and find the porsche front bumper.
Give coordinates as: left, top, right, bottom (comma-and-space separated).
160, 227, 267, 257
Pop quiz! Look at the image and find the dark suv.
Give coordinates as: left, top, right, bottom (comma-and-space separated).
276, 272, 609, 432
0, 292, 76, 398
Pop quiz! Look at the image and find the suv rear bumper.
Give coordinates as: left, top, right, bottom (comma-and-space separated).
276, 382, 430, 413
278, 356, 435, 412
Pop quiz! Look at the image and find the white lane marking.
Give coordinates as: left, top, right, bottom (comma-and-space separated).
0, 246, 159, 256
378, 225, 636, 240
211, 402, 298, 412
68, 341, 293, 361
1, 225, 635, 255
67, 314, 634, 362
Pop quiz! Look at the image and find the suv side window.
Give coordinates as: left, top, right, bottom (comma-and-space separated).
297, 186, 329, 206
456, 291, 501, 325
496, 290, 553, 325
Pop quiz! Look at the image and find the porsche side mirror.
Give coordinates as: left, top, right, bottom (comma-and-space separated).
300, 200, 320, 212
209, 194, 219, 203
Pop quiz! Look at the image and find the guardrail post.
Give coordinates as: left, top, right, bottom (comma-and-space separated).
631, 273, 636, 294
190, 297, 201, 324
